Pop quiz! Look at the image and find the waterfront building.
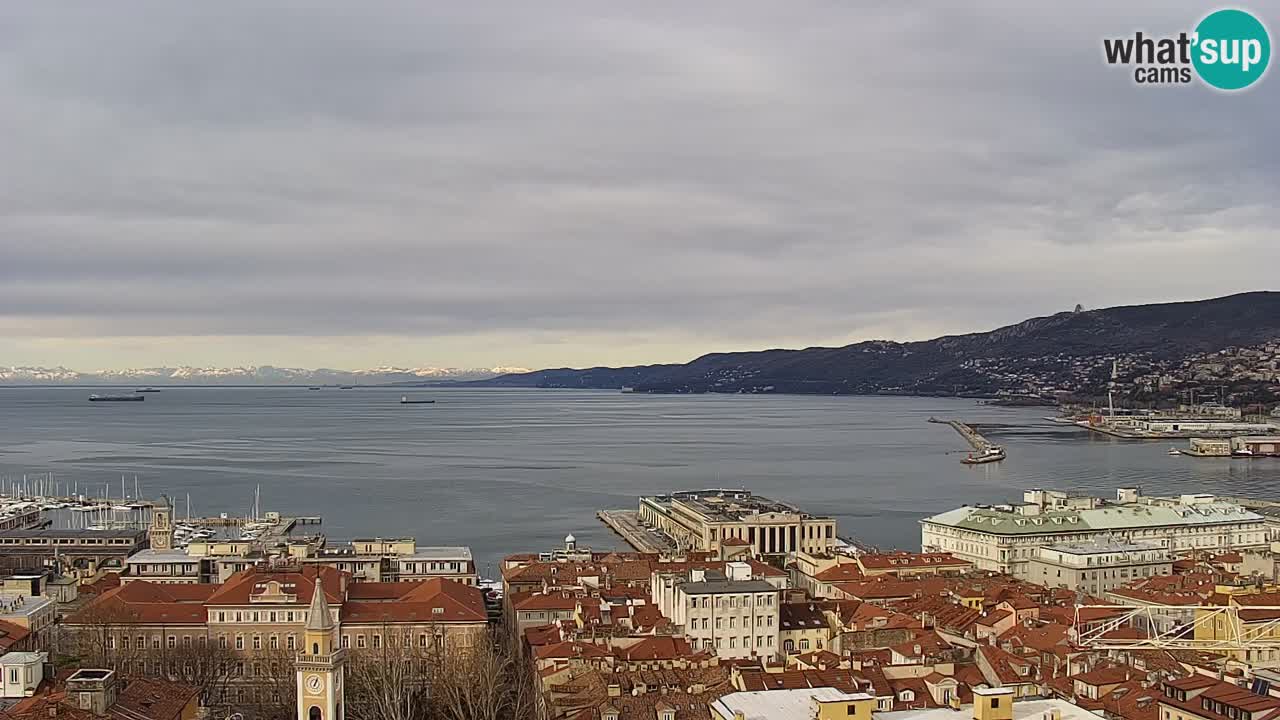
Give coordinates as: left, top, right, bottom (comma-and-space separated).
0, 529, 145, 577
921, 489, 1266, 578
1028, 541, 1173, 595
0, 504, 44, 533
297, 540, 478, 585
123, 551, 203, 584
651, 562, 780, 660
638, 489, 837, 558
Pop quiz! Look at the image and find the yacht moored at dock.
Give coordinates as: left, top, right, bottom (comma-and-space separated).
962, 445, 1006, 464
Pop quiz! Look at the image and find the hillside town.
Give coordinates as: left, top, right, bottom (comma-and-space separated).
4, 487, 1280, 720
965, 341, 1280, 409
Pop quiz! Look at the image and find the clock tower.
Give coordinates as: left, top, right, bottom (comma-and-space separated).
296, 576, 345, 720
149, 495, 174, 552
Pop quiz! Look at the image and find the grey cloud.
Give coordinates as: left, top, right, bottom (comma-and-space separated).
1, 1, 1278, 367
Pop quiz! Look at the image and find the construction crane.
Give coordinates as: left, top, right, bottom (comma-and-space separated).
1075, 604, 1280, 651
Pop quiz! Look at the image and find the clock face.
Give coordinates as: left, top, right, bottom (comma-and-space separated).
306, 674, 324, 694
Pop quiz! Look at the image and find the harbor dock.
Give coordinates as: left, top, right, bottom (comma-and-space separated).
929, 417, 996, 451
597, 510, 676, 553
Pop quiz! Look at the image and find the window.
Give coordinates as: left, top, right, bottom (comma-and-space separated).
253, 635, 262, 650
107, 636, 116, 650
357, 635, 366, 648
991, 698, 1001, 709
269, 635, 279, 650
341, 635, 350, 649
235, 636, 245, 650
287, 635, 296, 650
373, 634, 382, 649
167, 636, 176, 649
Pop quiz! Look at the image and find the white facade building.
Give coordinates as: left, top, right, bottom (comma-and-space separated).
921, 489, 1266, 578
652, 562, 780, 660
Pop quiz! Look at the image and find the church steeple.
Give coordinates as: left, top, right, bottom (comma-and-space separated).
297, 574, 345, 720
306, 577, 335, 632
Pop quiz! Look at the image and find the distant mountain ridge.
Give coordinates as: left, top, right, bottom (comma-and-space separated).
0, 365, 529, 386
480, 292, 1280, 396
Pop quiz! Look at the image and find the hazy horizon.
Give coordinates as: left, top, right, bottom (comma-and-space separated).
4, 3, 1277, 370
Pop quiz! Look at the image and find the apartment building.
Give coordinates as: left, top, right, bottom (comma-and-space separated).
1028, 540, 1173, 595
652, 562, 780, 660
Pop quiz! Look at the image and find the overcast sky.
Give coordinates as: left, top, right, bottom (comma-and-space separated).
2, 2, 1277, 371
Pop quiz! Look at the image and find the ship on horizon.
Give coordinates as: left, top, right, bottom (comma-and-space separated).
89, 394, 145, 402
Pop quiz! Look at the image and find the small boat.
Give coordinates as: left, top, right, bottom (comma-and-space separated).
338, 385, 354, 390
962, 445, 1006, 465
134, 387, 161, 393
1233, 448, 1255, 458
400, 396, 436, 404
621, 386, 636, 394
89, 394, 145, 402
1168, 447, 1182, 456
307, 386, 321, 391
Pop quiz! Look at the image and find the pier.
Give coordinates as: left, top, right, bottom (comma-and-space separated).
597, 510, 676, 553
929, 417, 996, 451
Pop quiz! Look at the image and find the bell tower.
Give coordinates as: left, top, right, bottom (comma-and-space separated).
296, 576, 345, 720
149, 495, 174, 552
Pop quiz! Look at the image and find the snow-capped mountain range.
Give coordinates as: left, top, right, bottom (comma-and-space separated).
0, 365, 530, 386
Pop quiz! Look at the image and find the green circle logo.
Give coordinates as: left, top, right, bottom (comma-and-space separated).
1192, 9, 1271, 90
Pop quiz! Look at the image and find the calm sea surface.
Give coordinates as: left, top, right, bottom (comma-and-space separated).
2, 387, 1279, 576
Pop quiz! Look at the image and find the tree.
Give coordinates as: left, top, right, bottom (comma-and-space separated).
427, 627, 538, 720
61, 602, 143, 670
344, 624, 434, 720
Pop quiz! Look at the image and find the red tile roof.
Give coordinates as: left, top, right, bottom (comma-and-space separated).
814, 564, 866, 582
534, 640, 610, 660
205, 564, 345, 605
613, 636, 700, 661
859, 552, 971, 570
0, 619, 31, 651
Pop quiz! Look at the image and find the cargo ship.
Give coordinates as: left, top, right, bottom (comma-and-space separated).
400, 396, 436, 404
89, 394, 145, 402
